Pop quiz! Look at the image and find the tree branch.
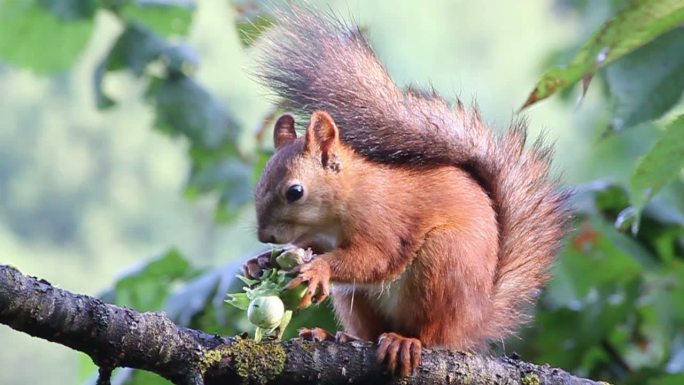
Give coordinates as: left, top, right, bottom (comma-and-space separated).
0, 264, 602, 385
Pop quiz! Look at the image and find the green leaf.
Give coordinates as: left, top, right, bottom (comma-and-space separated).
0, 1, 95, 74
94, 24, 199, 108
94, 24, 165, 108
254, 326, 264, 342
521, 0, 684, 109
668, 262, 684, 323
187, 159, 252, 200
236, 274, 259, 286
652, 374, 684, 385
77, 353, 98, 384
160, 43, 199, 76
277, 310, 293, 339
538, 278, 641, 369
549, 220, 643, 301
252, 149, 273, 184
235, 16, 273, 48
114, 248, 193, 311
127, 370, 173, 385
145, 75, 240, 150
606, 28, 684, 131
282, 302, 337, 340
231, 0, 276, 48
162, 262, 240, 327
615, 205, 640, 234
638, 207, 684, 263
38, 0, 98, 21
119, 0, 195, 37
148, 74, 251, 216
225, 292, 251, 310
102, 24, 166, 76
630, 115, 684, 211
93, 62, 116, 109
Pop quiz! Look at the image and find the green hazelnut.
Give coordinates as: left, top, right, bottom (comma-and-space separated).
247, 296, 285, 329
276, 249, 307, 270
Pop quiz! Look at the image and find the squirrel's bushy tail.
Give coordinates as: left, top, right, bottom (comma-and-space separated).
254, 7, 570, 342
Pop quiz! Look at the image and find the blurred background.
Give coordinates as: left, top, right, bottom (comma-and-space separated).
0, 1, 682, 384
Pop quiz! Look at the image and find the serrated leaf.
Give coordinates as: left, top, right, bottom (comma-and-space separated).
236, 274, 259, 286
0, 1, 94, 74
120, 0, 195, 37
225, 292, 251, 310
522, 0, 684, 109
606, 28, 684, 131
630, 115, 684, 211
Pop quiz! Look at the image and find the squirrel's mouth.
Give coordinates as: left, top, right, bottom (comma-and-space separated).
291, 232, 338, 254
291, 234, 311, 247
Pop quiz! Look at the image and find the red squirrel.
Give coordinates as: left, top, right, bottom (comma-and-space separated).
243, 7, 570, 377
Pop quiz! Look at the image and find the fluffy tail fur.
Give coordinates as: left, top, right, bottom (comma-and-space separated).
254, 7, 570, 341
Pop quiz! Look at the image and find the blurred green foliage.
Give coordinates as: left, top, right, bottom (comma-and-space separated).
522, 0, 684, 109
0, 1, 682, 385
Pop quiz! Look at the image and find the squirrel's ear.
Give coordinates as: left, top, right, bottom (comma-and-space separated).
305, 111, 341, 169
274, 114, 297, 150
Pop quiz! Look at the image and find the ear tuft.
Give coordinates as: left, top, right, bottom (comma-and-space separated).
274, 114, 297, 149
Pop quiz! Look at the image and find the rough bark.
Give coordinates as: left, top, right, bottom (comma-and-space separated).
0, 264, 603, 385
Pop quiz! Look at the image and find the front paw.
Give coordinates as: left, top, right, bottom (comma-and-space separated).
285, 258, 331, 308
242, 250, 274, 279
299, 328, 362, 344
299, 327, 335, 342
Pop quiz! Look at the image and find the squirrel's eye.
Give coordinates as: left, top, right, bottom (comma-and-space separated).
286, 184, 304, 203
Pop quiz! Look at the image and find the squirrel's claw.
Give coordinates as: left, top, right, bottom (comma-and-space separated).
335, 331, 361, 343
300, 328, 363, 344
286, 258, 331, 308
299, 327, 335, 342
376, 332, 421, 377
242, 251, 273, 279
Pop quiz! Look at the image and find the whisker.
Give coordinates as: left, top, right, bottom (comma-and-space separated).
350, 280, 356, 313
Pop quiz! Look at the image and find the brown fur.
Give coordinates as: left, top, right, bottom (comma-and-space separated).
257, 111, 500, 349
252, 7, 571, 375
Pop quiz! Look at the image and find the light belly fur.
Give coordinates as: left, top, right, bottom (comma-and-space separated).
332, 268, 409, 321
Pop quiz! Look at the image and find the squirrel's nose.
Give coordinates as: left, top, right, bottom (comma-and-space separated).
257, 228, 277, 244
